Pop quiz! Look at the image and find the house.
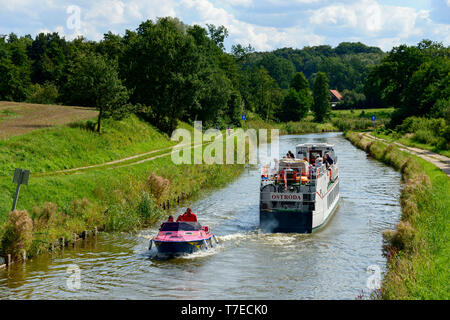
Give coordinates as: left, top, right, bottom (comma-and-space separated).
330, 89, 343, 107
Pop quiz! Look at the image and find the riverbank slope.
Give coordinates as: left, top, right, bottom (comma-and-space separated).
0, 111, 244, 262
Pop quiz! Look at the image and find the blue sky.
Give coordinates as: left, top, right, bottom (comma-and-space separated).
0, 0, 449, 51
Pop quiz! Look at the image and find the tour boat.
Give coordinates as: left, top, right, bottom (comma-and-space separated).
149, 221, 218, 256
260, 143, 340, 233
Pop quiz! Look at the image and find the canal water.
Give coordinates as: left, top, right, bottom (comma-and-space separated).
0, 132, 402, 299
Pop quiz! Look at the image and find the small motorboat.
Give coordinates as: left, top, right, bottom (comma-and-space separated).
149, 221, 218, 256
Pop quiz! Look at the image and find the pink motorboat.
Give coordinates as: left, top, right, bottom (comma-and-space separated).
149, 221, 218, 256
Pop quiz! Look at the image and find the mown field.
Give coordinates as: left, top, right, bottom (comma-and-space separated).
0, 101, 98, 139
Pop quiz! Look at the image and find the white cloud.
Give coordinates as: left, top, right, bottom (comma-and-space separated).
0, 0, 448, 51
309, 0, 431, 42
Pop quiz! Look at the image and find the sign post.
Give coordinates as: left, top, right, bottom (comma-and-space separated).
242, 114, 247, 129
12, 168, 30, 211
371, 115, 377, 139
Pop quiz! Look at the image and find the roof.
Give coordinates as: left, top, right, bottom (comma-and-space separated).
330, 89, 343, 100
296, 143, 334, 148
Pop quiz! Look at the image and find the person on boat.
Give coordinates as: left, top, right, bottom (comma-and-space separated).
167, 215, 174, 222
176, 208, 198, 222
324, 153, 334, 168
287, 150, 295, 159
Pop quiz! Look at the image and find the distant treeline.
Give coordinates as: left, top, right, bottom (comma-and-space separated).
0, 17, 448, 132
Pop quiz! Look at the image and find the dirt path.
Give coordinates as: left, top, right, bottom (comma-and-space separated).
363, 132, 450, 177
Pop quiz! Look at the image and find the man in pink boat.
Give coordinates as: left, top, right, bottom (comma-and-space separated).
176, 208, 198, 222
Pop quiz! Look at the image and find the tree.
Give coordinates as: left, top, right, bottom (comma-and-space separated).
0, 34, 32, 101
312, 72, 331, 122
249, 66, 283, 120
279, 72, 312, 121
122, 18, 201, 133
206, 24, 229, 51
64, 52, 130, 133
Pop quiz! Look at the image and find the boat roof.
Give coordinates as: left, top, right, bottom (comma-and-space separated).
296, 143, 334, 148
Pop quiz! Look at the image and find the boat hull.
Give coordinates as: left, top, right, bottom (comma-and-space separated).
153, 239, 210, 255
260, 210, 312, 233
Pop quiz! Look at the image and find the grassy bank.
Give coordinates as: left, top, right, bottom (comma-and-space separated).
346, 132, 449, 299
373, 116, 450, 158
0, 115, 245, 261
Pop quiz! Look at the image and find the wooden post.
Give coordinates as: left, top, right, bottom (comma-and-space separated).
60, 237, 65, 247
21, 250, 26, 262
94, 227, 98, 236
7, 254, 11, 266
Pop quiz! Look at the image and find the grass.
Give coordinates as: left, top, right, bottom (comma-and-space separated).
375, 131, 450, 158
346, 132, 449, 299
0, 114, 176, 175
373, 116, 450, 158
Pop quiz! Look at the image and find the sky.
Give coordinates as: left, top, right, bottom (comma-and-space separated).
0, 0, 449, 52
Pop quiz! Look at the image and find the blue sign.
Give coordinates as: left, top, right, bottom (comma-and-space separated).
371, 116, 376, 121
242, 115, 247, 120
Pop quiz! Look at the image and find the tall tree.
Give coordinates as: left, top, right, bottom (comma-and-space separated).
122, 18, 201, 133
279, 72, 312, 121
312, 72, 331, 122
64, 52, 130, 133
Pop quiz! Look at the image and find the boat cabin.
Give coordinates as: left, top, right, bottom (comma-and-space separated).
295, 143, 336, 165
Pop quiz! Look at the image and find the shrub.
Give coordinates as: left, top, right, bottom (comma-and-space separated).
147, 173, 170, 202
1, 210, 33, 259
28, 82, 59, 104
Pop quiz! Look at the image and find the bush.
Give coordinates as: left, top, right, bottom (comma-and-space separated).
397, 116, 449, 149
147, 173, 170, 202
28, 82, 59, 104
0, 210, 33, 259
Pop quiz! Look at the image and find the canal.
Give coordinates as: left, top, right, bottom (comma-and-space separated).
0, 132, 402, 299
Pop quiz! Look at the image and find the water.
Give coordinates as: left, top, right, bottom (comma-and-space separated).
0, 132, 402, 299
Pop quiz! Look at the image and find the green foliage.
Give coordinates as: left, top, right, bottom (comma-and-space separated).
364, 40, 450, 126
122, 17, 200, 133
312, 72, 331, 122
396, 116, 449, 150
27, 82, 59, 104
63, 51, 130, 132
278, 72, 312, 121
0, 34, 32, 101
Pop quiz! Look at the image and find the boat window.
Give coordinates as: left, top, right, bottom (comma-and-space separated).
160, 222, 201, 231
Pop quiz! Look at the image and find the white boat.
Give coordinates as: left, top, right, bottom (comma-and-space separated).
259, 143, 340, 233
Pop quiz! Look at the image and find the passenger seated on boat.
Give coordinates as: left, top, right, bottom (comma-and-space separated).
287, 150, 295, 159
167, 215, 174, 222
176, 208, 198, 222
